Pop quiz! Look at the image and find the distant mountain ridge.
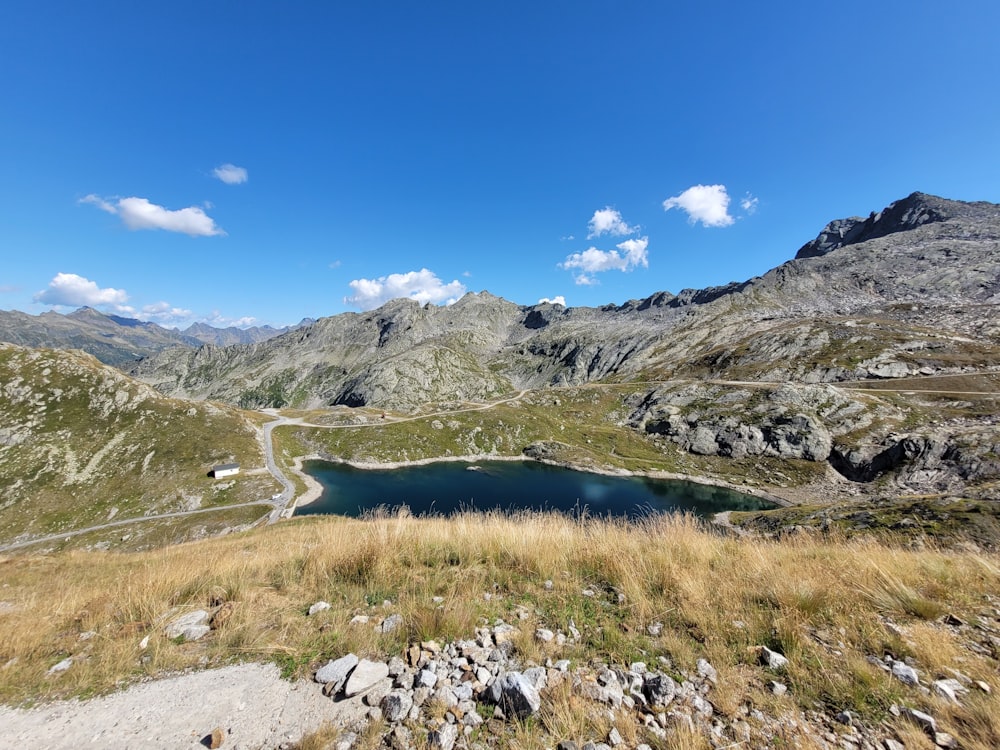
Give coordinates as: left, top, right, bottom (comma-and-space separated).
0, 307, 306, 367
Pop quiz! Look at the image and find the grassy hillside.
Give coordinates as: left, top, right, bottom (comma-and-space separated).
0, 344, 279, 547
1, 513, 998, 748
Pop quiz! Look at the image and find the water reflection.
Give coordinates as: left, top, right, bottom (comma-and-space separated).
296, 460, 774, 519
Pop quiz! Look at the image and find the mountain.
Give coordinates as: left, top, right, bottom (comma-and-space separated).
0, 308, 307, 367
0, 307, 201, 367
0, 342, 279, 548
127, 192, 1000, 502
131, 192, 1000, 409
182, 320, 306, 346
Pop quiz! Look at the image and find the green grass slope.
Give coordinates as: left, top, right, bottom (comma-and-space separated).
0, 343, 279, 547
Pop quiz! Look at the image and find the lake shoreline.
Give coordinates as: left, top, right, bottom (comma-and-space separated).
289, 453, 788, 517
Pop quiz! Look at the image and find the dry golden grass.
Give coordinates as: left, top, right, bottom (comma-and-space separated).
1, 510, 998, 746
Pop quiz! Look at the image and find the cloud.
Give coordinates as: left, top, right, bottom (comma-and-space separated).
0, 284, 19, 294
139, 301, 195, 326
33, 272, 130, 308
741, 192, 759, 214
344, 268, 467, 311
328, 260, 342, 269
587, 207, 638, 238
663, 184, 734, 227
204, 311, 258, 328
81, 194, 225, 236
538, 295, 566, 306
213, 163, 248, 185
560, 237, 649, 285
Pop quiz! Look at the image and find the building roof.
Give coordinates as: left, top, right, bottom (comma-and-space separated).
212, 462, 240, 471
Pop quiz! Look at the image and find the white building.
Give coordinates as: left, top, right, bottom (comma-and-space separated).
211, 462, 240, 478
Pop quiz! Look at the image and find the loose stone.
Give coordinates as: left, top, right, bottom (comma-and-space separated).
344, 659, 391, 697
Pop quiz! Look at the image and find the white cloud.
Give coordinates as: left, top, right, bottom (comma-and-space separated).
328, 260, 342, 269
560, 237, 649, 285
139, 301, 195, 326
204, 311, 258, 328
587, 207, 638, 238
33, 273, 130, 308
0, 284, 19, 294
741, 193, 759, 214
538, 295, 566, 306
81, 194, 225, 237
663, 184, 734, 227
344, 268, 467, 311
213, 163, 248, 185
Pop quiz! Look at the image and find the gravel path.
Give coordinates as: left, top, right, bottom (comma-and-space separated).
0, 663, 367, 750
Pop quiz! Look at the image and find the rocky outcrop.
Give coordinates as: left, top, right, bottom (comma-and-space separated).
127, 193, 1000, 411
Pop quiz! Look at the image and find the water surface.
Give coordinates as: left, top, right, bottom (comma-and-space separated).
296, 460, 773, 519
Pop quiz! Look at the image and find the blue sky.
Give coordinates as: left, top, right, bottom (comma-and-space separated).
2, 2, 998, 328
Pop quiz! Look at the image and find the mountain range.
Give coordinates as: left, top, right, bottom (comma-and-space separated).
3, 191, 999, 533
128, 192, 1000, 410
0, 306, 310, 368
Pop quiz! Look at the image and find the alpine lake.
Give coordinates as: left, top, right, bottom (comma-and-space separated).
295, 459, 775, 520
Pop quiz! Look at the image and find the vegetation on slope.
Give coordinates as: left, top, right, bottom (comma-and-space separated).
0, 344, 279, 546
1, 513, 998, 748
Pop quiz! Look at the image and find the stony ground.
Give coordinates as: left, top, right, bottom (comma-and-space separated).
0, 662, 357, 750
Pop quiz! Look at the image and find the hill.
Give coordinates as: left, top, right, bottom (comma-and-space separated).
0, 343, 280, 549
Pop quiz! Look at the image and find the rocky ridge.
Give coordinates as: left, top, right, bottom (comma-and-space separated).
130, 192, 1000, 411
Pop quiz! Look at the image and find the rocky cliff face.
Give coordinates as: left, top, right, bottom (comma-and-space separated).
132, 192, 1000, 413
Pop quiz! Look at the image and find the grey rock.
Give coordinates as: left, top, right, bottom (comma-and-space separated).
381, 689, 414, 723
344, 659, 390, 697
890, 660, 920, 686
535, 627, 555, 642
901, 706, 937, 734
696, 658, 717, 685
932, 678, 966, 703
427, 722, 458, 750
523, 666, 548, 690
47, 657, 73, 675
307, 601, 331, 616
642, 673, 676, 708
163, 610, 211, 641
769, 681, 787, 696
487, 671, 542, 718
315, 653, 359, 692
416, 668, 438, 689
380, 613, 404, 633
759, 646, 789, 671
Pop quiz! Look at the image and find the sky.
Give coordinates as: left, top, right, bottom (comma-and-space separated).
2, 2, 999, 329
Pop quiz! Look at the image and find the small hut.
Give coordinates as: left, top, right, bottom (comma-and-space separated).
211, 462, 240, 478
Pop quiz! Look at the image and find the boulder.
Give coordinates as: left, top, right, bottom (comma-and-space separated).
488, 671, 542, 718
344, 659, 390, 697
315, 653, 359, 693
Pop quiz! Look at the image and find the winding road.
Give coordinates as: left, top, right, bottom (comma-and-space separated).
3, 375, 995, 554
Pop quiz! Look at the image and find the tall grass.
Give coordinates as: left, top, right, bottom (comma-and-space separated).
1, 511, 997, 747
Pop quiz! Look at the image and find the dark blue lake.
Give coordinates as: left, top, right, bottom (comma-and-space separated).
295, 460, 774, 519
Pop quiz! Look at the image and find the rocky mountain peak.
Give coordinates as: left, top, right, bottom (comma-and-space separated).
794, 191, 970, 259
